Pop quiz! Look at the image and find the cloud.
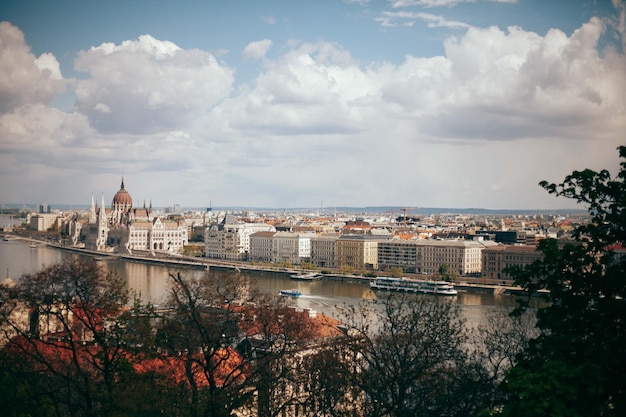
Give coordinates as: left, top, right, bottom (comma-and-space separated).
1, 15, 624, 209
390, 0, 516, 7
261, 15, 277, 24
376, 11, 471, 28
242, 39, 273, 60
73, 35, 235, 134
612, 0, 626, 51
0, 22, 66, 114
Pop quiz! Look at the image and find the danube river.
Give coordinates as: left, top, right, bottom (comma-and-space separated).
0, 238, 538, 327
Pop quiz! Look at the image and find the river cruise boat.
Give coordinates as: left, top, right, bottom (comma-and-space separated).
370, 277, 458, 296
279, 289, 302, 297
290, 272, 321, 281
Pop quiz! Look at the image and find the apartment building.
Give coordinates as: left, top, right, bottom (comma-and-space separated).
205, 216, 275, 260
414, 240, 488, 276
310, 235, 339, 268
249, 231, 276, 262
249, 231, 315, 264
481, 245, 543, 284
336, 235, 381, 270
29, 213, 61, 231
378, 239, 419, 273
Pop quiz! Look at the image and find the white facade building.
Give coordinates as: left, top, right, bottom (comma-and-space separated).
76, 179, 188, 253
271, 231, 315, 264
205, 216, 275, 261
29, 213, 61, 231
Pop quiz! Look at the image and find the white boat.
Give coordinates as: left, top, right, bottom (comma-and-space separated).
290, 272, 321, 281
279, 289, 302, 297
370, 277, 458, 296
28, 243, 38, 248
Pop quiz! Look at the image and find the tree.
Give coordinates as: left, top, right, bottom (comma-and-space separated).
340, 293, 493, 417
0, 258, 147, 417
153, 269, 323, 417
239, 298, 320, 417
501, 146, 626, 416
300, 338, 362, 417
438, 263, 459, 282
153, 270, 253, 417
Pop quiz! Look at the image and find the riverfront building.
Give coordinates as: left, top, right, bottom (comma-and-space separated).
248, 231, 316, 264
29, 213, 61, 232
335, 235, 381, 270
205, 214, 275, 261
310, 235, 339, 268
378, 239, 495, 276
70, 179, 188, 253
481, 244, 543, 284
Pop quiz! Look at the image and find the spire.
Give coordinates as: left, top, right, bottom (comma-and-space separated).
99, 194, 107, 225
89, 193, 97, 224
120, 177, 125, 190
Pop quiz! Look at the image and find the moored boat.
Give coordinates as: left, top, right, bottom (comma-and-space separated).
290, 272, 321, 281
279, 289, 302, 297
370, 277, 457, 295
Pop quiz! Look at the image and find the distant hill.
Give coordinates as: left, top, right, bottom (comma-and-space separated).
1, 203, 587, 216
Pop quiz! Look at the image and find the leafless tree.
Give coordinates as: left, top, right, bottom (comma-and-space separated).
338, 293, 495, 417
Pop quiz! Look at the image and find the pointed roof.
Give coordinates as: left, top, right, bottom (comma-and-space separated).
112, 178, 132, 207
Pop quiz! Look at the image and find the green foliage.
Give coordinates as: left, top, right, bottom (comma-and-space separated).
340, 264, 355, 275
501, 146, 626, 416
438, 263, 459, 282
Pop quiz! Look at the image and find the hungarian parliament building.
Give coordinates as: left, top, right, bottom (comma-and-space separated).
68, 179, 188, 253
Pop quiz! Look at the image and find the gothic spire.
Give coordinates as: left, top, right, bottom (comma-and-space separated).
89, 193, 97, 224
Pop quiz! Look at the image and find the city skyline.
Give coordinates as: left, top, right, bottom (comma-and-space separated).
1, 0, 625, 210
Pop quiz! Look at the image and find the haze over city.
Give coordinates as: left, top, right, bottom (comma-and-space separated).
1, 0, 625, 210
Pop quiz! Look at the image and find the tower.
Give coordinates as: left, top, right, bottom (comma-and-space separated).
96, 194, 108, 251
88, 194, 97, 224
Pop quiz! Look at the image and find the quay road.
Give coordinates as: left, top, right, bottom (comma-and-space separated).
2, 231, 528, 297
50, 243, 524, 295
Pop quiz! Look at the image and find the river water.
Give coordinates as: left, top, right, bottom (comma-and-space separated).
0, 238, 537, 327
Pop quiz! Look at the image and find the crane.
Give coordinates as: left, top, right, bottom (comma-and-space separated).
401, 207, 417, 227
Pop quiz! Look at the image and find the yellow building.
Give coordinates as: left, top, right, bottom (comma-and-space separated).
336, 235, 379, 270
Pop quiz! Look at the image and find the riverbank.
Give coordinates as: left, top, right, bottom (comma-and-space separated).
2, 232, 530, 296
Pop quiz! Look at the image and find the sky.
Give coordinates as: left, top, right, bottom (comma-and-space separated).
0, 0, 625, 211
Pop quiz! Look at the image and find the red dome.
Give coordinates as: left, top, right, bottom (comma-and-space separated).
112, 179, 132, 206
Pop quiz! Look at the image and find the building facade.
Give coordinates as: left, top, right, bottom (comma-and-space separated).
377, 239, 419, 273
414, 240, 485, 276
205, 215, 275, 261
335, 235, 380, 270
310, 235, 339, 269
481, 244, 543, 283
76, 179, 188, 253
249, 231, 277, 263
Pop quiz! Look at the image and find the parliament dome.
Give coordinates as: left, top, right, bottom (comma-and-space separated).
112, 179, 132, 206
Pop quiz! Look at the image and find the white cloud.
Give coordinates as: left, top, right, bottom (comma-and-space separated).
1, 15, 624, 209
242, 39, 273, 60
73, 35, 235, 134
376, 11, 471, 28
390, 0, 517, 7
199, 18, 624, 207
0, 22, 66, 114
261, 15, 276, 25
